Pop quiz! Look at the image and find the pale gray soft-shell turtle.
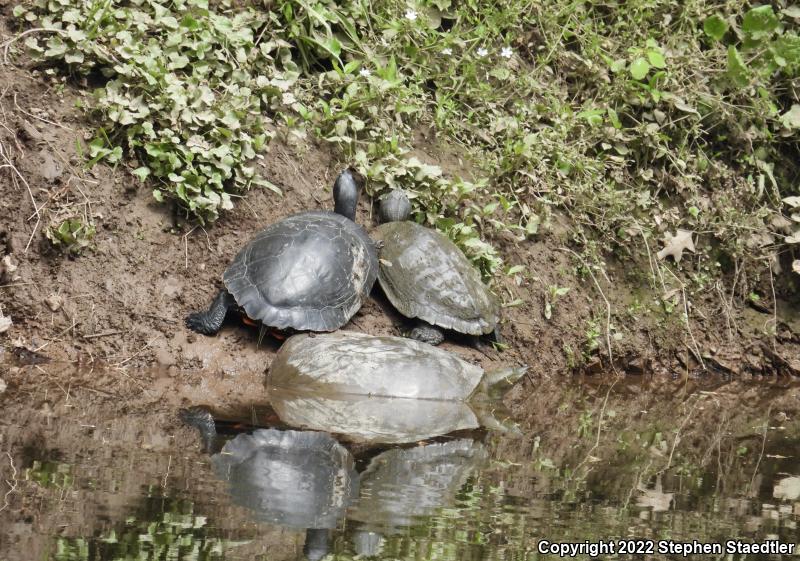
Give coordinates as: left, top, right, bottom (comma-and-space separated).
348, 439, 488, 533
185, 170, 378, 335
266, 331, 524, 443
374, 190, 500, 345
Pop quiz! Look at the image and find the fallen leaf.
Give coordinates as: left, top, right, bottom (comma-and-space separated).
792, 260, 800, 275
656, 229, 696, 263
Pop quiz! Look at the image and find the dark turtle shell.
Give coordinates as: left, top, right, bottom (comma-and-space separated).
211, 429, 358, 529
223, 211, 378, 331
374, 222, 499, 335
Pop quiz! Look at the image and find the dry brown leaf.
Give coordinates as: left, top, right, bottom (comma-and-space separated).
656, 229, 695, 263
792, 260, 800, 275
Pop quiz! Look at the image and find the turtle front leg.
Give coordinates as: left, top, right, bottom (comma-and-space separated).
473, 325, 504, 354
409, 321, 445, 345
185, 289, 235, 335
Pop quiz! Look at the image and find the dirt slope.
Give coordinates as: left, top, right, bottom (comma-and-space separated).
1, 53, 799, 426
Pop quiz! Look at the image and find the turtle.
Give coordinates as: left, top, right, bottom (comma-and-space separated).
185, 170, 378, 336
373, 189, 501, 346
266, 331, 525, 443
180, 408, 357, 561
348, 439, 488, 535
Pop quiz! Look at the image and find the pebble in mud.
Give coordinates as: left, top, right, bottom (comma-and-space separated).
0, 312, 11, 334
39, 149, 63, 181
0, 254, 19, 283
38, 401, 54, 417
45, 294, 63, 312
155, 345, 176, 367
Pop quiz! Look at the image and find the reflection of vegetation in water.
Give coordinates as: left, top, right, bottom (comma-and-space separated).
26, 460, 75, 490
53, 491, 246, 561
328, 430, 800, 561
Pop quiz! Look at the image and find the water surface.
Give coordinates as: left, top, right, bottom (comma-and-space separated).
1, 370, 799, 561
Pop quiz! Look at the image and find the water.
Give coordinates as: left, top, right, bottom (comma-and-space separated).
1, 370, 799, 560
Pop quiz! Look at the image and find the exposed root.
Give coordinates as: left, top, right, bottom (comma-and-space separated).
0, 452, 18, 513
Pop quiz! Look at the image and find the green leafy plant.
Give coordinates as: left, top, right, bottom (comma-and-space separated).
11, 0, 800, 294
15, 0, 295, 223
46, 217, 96, 255
26, 460, 74, 490
544, 285, 570, 320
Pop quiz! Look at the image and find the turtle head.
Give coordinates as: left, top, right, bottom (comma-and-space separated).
333, 169, 360, 222
179, 406, 219, 453
379, 190, 412, 223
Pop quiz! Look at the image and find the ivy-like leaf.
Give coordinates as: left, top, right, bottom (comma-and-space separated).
703, 14, 728, 41
742, 6, 779, 41
727, 45, 749, 87
629, 57, 650, 80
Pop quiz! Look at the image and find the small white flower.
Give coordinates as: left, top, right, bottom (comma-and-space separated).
405, 9, 417, 21
476, 47, 488, 57
359, 68, 371, 77
501, 46, 513, 59
441, 47, 453, 56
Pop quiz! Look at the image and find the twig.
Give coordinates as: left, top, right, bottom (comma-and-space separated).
767, 258, 777, 349
82, 330, 124, 340
32, 318, 80, 352
0, 282, 35, 289
658, 396, 701, 474
636, 224, 666, 293
1, 27, 67, 64
162, 455, 172, 488
183, 226, 197, 269
14, 93, 74, 132
115, 337, 157, 367
73, 384, 120, 398
748, 409, 771, 496
681, 286, 706, 371
0, 139, 40, 252
570, 376, 619, 479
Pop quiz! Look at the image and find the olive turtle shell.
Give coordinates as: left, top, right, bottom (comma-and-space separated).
373, 221, 499, 335
223, 211, 378, 331
348, 439, 488, 531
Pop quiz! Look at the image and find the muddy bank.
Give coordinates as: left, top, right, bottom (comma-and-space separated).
1, 55, 799, 395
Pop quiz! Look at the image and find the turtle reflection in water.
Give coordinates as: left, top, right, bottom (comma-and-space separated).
182, 409, 489, 560
181, 409, 357, 561
350, 439, 488, 548
267, 331, 525, 443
